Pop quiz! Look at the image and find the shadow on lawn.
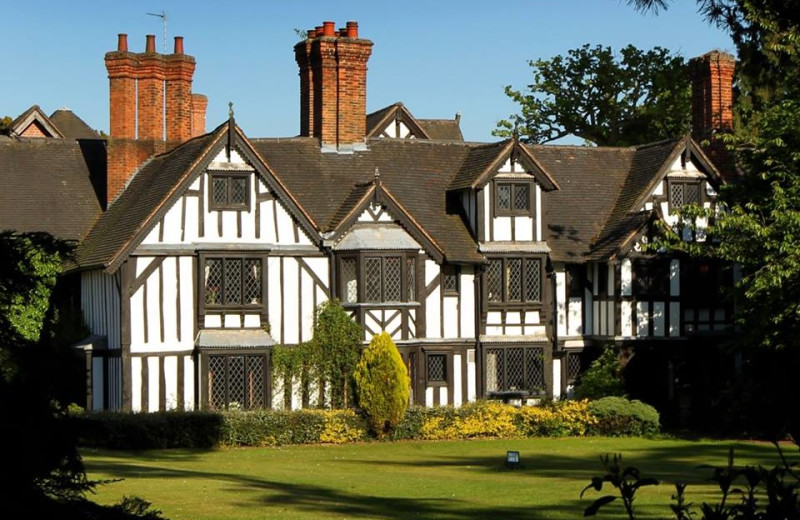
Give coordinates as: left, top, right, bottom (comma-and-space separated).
87, 459, 583, 519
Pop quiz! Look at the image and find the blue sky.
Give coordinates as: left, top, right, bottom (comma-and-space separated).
1, 1, 733, 143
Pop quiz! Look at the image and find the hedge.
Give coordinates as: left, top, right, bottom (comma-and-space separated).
75, 397, 659, 450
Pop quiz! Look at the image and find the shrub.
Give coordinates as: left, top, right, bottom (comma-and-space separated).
587, 396, 660, 436
516, 399, 597, 436
573, 345, 626, 399
353, 332, 410, 437
220, 409, 369, 447
75, 411, 224, 450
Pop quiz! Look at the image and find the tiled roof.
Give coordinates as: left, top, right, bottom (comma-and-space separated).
417, 118, 463, 141
0, 137, 104, 241
251, 137, 484, 263
74, 131, 222, 270
448, 140, 510, 190
50, 109, 101, 139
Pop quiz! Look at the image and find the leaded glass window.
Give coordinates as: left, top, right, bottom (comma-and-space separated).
506, 258, 522, 301
427, 354, 446, 382
442, 265, 459, 295
486, 257, 543, 304
364, 258, 383, 302
496, 182, 532, 215
207, 354, 267, 410
338, 254, 417, 304
496, 184, 511, 211
485, 346, 545, 395
669, 181, 702, 211
486, 260, 503, 302
209, 173, 249, 210
204, 257, 263, 308
341, 258, 358, 303
525, 258, 542, 302
407, 257, 416, 301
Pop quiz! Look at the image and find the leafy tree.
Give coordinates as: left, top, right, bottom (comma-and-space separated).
0, 115, 12, 134
311, 300, 362, 408
353, 332, 409, 437
573, 346, 626, 400
495, 44, 690, 146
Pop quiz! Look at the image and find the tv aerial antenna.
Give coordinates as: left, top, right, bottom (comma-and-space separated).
146, 10, 168, 53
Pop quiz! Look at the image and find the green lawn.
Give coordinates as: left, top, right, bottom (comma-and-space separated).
83, 437, 783, 520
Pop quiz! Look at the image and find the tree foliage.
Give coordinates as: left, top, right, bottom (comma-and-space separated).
353, 332, 409, 437
312, 300, 363, 408
573, 346, 626, 400
495, 44, 690, 146
0, 115, 12, 134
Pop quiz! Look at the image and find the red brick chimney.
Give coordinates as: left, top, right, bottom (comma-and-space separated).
690, 51, 736, 180
105, 34, 208, 205
295, 21, 373, 150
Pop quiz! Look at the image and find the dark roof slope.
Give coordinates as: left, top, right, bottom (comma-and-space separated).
448, 140, 510, 190
50, 109, 101, 139
417, 118, 463, 141
75, 132, 220, 269
365, 104, 399, 136
0, 137, 104, 241
251, 137, 483, 262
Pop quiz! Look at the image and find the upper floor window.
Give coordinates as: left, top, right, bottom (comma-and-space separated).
204, 256, 263, 308
210, 172, 249, 211
633, 258, 670, 298
495, 182, 531, 216
442, 265, 460, 295
669, 181, 701, 211
339, 253, 417, 304
486, 256, 542, 304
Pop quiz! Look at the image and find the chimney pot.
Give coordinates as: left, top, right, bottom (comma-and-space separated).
145, 34, 156, 53
315, 26, 323, 37
322, 21, 335, 37
339, 28, 347, 37
117, 33, 128, 52
174, 36, 184, 54
346, 21, 358, 38
307, 29, 316, 39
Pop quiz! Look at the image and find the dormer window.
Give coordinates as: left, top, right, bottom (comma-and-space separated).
495, 182, 531, 216
210, 172, 249, 211
669, 181, 701, 211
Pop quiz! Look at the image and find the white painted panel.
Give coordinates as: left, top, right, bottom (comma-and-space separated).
243, 315, 261, 327
425, 260, 439, 286
184, 195, 199, 242
621, 301, 633, 337
130, 282, 145, 346
300, 264, 316, 342
670, 259, 680, 296
142, 222, 160, 244
669, 302, 680, 337
162, 198, 183, 243
426, 286, 441, 338
148, 357, 160, 412
526, 325, 547, 336
506, 311, 521, 325
267, 256, 282, 340
653, 180, 664, 196
536, 185, 542, 241
224, 314, 242, 328
398, 121, 410, 138
271, 376, 285, 410
494, 217, 512, 241
131, 357, 142, 412
636, 302, 649, 337
291, 376, 301, 411
515, 217, 533, 241
145, 267, 160, 346
383, 121, 396, 138
221, 211, 237, 239
653, 302, 665, 337
163, 356, 178, 410
552, 358, 562, 399
487, 311, 502, 325
179, 257, 195, 342
189, 177, 201, 190
584, 289, 593, 337
184, 356, 195, 410
606, 302, 615, 335
486, 325, 503, 336
275, 200, 299, 246
261, 200, 276, 243
505, 326, 522, 335
204, 314, 222, 328
607, 264, 615, 296
453, 354, 462, 407
92, 357, 105, 411
305, 257, 330, 291
467, 350, 476, 402
439, 387, 448, 406
621, 259, 632, 296
81, 270, 121, 351
162, 258, 178, 343
524, 311, 540, 325
483, 189, 491, 237
283, 259, 300, 344
594, 301, 602, 335
460, 270, 475, 338
498, 158, 513, 172
425, 387, 434, 407
568, 298, 582, 336
556, 271, 567, 337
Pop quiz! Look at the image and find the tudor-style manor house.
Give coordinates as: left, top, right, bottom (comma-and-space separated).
0, 22, 736, 412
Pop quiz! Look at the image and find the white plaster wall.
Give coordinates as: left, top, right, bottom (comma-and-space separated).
556, 271, 567, 337
567, 298, 582, 336
425, 260, 441, 338
552, 358, 562, 399
653, 302, 665, 336
443, 296, 459, 338
621, 301, 633, 337
636, 302, 649, 337
494, 217, 513, 241
467, 349, 476, 402
460, 268, 476, 338
621, 259, 632, 296
453, 353, 462, 407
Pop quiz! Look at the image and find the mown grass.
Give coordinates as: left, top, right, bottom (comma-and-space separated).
83, 437, 784, 520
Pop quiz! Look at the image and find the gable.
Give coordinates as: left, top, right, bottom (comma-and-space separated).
9, 105, 63, 138
334, 203, 423, 252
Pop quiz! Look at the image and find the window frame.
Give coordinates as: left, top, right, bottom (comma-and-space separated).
632, 258, 671, 299
200, 253, 267, 312
209, 171, 251, 211
201, 350, 269, 410
484, 345, 546, 396
485, 255, 545, 308
336, 251, 419, 305
424, 351, 450, 388
442, 265, 460, 296
494, 181, 533, 217
667, 179, 703, 213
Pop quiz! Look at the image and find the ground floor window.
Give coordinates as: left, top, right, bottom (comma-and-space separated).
207, 353, 268, 410
426, 353, 448, 386
484, 346, 545, 395
565, 350, 583, 386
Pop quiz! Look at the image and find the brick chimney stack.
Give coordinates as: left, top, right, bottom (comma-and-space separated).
295, 20, 373, 150
105, 34, 207, 205
690, 51, 736, 180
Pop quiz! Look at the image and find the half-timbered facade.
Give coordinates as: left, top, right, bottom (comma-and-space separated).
1, 23, 736, 412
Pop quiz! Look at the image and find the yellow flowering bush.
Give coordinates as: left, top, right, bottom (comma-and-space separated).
515, 399, 596, 436
319, 410, 369, 444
